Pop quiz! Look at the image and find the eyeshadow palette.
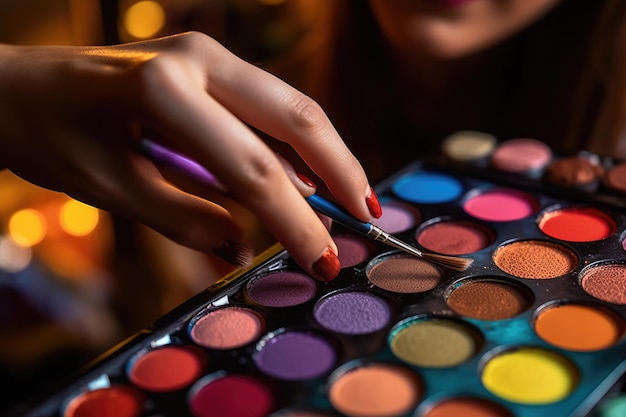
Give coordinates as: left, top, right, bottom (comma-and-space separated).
10, 140, 626, 417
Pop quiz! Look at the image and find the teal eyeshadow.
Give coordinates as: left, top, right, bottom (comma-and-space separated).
392, 171, 463, 204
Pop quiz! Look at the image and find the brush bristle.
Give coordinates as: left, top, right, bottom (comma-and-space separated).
420, 252, 474, 272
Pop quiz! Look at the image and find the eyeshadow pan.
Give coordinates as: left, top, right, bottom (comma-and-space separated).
534, 303, 624, 351
127, 345, 206, 392
254, 331, 336, 380
491, 138, 552, 176
604, 162, 626, 193
538, 207, 616, 242
189, 306, 265, 349
463, 188, 537, 222
416, 220, 494, 255
481, 347, 578, 405
581, 264, 626, 304
446, 279, 532, 320
441, 130, 497, 163
544, 153, 604, 191
493, 240, 577, 279
328, 363, 422, 417
389, 317, 480, 367
392, 171, 463, 204
333, 234, 375, 268
366, 254, 444, 293
423, 397, 513, 417
371, 200, 420, 233
64, 386, 144, 417
188, 374, 273, 417
313, 291, 391, 335
246, 271, 317, 307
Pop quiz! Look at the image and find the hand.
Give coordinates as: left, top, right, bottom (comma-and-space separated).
0, 32, 379, 281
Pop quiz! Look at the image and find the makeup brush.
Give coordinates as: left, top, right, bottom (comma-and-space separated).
138, 139, 474, 272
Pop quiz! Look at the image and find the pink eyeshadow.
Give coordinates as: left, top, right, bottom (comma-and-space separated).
334, 234, 375, 268
463, 189, 536, 221
190, 306, 265, 349
371, 201, 420, 233
416, 221, 494, 255
491, 138, 552, 174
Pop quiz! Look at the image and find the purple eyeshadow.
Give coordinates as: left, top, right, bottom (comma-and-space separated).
246, 271, 317, 308
313, 291, 391, 335
254, 331, 336, 380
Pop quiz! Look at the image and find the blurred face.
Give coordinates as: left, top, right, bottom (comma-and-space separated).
368, 0, 562, 60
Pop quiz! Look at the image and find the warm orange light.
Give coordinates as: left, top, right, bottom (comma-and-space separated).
124, 1, 165, 39
60, 200, 99, 237
8, 208, 47, 247
258, 0, 286, 5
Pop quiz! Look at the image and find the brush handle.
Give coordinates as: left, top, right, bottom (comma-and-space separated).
306, 194, 373, 235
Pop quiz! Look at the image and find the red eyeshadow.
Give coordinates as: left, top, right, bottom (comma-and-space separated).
64, 386, 144, 417
539, 207, 616, 242
416, 220, 494, 255
189, 375, 273, 417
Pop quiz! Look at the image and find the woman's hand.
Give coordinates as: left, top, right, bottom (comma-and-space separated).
0, 32, 379, 281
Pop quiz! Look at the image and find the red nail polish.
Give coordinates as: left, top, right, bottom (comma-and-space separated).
297, 173, 317, 189
365, 187, 382, 218
312, 247, 340, 281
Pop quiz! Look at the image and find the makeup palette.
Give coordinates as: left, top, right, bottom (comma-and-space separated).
10, 136, 626, 417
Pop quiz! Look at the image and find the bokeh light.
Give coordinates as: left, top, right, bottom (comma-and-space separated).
123, 1, 165, 39
0, 235, 33, 272
8, 208, 47, 247
60, 200, 100, 237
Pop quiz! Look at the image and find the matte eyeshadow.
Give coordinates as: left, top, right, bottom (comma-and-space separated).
441, 130, 497, 162
544, 154, 604, 190
190, 306, 265, 349
581, 264, 626, 304
333, 234, 374, 268
392, 171, 463, 204
446, 280, 531, 320
329, 363, 422, 417
491, 138, 552, 174
189, 375, 272, 417
313, 291, 391, 335
390, 318, 478, 367
493, 240, 577, 279
535, 304, 624, 351
367, 255, 444, 293
64, 386, 144, 417
604, 162, 626, 193
371, 200, 420, 233
416, 220, 494, 255
128, 345, 205, 392
463, 189, 536, 222
246, 271, 317, 307
254, 331, 336, 380
538, 207, 615, 242
423, 397, 513, 417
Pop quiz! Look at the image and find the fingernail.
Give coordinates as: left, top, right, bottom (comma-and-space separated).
312, 247, 340, 281
213, 240, 254, 268
296, 173, 317, 189
365, 187, 382, 218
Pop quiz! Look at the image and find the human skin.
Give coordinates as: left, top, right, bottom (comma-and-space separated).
0, 32, 377, 281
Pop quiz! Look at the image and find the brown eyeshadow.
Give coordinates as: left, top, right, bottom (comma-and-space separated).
493, 240, 578, 279
544, 155, 604, 190
366, 255, 444, 293
446, 280, 532, 320
581, 264, 626, 304
604, 162, 626, 193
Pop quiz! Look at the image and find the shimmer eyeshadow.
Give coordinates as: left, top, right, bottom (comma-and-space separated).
491, 138, 553, 176
580, 264, 626, 304
313, 291, 391, 335
189, 306, 265, 349
371, 199, 420, 233
389, 317, 481, 368
127, 345, 206, 392
463, 188, 537, 222
534, 303, 624, 351
253, 331, 336, 380
481, 347, 578, 405
328, 363, 422, 417
64, 386, 145, 417
423, 397, 513, 417
392, 171, 463, 204
189, 374, 272, 417
246, 271, 317, 307
538, 207, 616, 242
441, 130, 497, 163
333, 234, 375, 268
366, 254, 445, 293
544, 153, 604, 191
416, 220, 494, 255
446, 279, 532, 320
493, 240, 578, 279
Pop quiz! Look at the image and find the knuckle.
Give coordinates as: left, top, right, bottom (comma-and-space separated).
287, 93, 329, 133
237, 154, 284, 202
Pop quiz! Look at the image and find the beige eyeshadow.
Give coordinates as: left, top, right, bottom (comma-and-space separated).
366, 255, 444, 293
493, 240, 577, 279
